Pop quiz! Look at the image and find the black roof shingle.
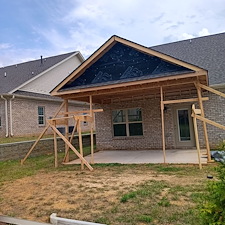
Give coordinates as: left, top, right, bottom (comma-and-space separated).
151, 32, 225, 85
0, 51, 77, 94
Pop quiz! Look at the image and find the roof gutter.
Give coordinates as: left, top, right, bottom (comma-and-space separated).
1, 95, 9, 137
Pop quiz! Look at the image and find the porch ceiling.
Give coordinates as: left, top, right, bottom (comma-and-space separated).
61, 72, 207, 104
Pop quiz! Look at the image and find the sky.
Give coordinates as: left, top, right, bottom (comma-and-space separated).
0, 0, 225, 67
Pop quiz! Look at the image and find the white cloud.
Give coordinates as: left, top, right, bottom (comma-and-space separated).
199, 28, 210, 36
1, 0, 225, 65
0, 43, 12, 50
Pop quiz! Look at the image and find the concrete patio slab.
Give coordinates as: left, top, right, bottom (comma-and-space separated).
68, 149, 207, 165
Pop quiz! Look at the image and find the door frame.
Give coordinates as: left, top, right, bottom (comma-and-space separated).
173, 104, 195, 148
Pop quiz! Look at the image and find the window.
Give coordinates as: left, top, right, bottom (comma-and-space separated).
112, 108, 143, 137
38, 106, 45, 125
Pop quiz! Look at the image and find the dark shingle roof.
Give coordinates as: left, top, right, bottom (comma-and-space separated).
0, 51, 77, 93
151, 32, 225, 85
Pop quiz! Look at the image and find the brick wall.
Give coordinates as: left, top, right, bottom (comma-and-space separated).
95, 89, 225, 151
0, 96, 92, 137
95, 97, 176, 150
0, 134, 95, 161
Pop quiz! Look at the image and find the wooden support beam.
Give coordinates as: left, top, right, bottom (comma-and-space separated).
58, 109, 103, 115
74, 115, 93, 122
48, 121, 93, 171
21, 101, 65, 165
198, 83, 225, 98
160, 86, 166, 163
63, 120, 78, 163
163, 97, 209, 105
194, 114, 225, 131
195, 82, 211, 162
64, 99, 69, 163
90, 95, 94, 164
53, 120, 58, 168
192, 105, 202, 169
78, 119, 84, 170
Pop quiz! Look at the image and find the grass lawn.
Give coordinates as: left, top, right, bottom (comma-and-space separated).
0, 153, 218, 225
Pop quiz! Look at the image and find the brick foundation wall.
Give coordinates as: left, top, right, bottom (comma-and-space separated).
0, 134, 95, 161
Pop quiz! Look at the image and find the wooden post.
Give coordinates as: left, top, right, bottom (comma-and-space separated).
78, 119, 84, 170
21, 101, 65, 165
192, 105, 202, 169
53, 120, 58, 168
90, 95, 94, 164
64, 99, 70, 162
160, 86, 166, 163
195, 82, 211, 162
47, 121, 93, 171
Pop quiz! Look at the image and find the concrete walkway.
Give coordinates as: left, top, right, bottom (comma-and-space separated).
69, 149, 207, 165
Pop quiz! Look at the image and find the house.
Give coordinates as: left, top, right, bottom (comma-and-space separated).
50, 33, 225, 161
0, 51, 91, 137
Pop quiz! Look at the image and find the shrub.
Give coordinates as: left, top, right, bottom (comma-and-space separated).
199, 163, 225, 224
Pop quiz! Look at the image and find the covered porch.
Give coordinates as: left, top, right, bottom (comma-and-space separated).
65, 149, 208, 165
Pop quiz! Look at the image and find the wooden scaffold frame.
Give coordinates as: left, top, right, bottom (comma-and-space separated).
191, 82, 225, 169
21, 96, 103, 171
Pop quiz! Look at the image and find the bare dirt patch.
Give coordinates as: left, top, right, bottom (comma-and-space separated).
0, 165, 207, 223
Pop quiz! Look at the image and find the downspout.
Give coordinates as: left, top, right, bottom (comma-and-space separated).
9, 95, 15, 136
1, 95, 9, 137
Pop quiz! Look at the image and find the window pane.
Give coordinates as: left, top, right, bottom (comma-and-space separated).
38, 116, 44, 125
128, 108, 142, 122
129, 123, 143, 136
112, 110, 125, 123
38, 106, 44, 115
178, 109, 190, 141
113, 124, 127, 136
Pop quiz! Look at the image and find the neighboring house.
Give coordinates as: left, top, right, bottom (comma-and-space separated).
50, 33, 225, 151
0, 51, 90, 137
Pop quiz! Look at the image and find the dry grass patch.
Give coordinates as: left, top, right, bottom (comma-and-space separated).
0, 157, 217, 225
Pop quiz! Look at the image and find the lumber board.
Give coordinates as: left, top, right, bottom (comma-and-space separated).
48, 122, 93, 171
78, 119, 84, 170
90, 95, 94, 164
198, 83, 225, 98
58, 109, 103, 115
64, 99, 70, 163
163, 97, 209, 105
53, 120, 58, 168
52, 71, 206, 97
194, 114, 225, 131
192, 107, 202, 169
195, 82, 211, 161
160, 86, 166, 163
21, 101, 65, 164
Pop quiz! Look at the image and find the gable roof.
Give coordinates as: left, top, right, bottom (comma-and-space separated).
152, 32, 225, 86
51, 35, 205, 95
0, 51, 78, 94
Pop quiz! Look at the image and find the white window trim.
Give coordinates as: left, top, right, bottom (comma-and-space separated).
38, 106, 45, 126
112, 108, 143, 137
